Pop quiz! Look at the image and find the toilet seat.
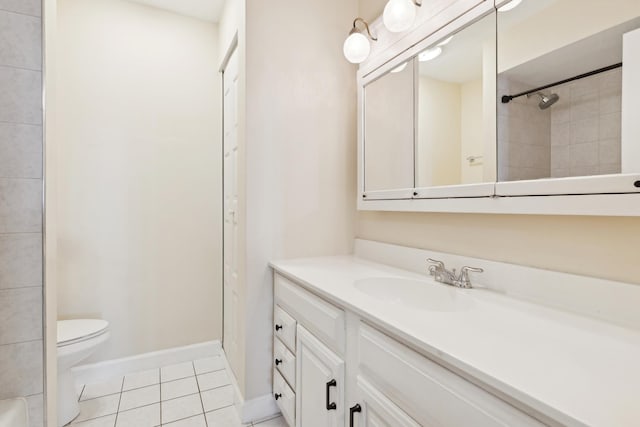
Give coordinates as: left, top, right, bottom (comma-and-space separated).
57, 319, 109, 347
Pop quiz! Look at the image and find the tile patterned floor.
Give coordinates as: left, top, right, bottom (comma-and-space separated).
67, 354, 287, 427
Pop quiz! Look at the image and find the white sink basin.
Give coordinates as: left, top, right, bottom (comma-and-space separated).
354, 277, 473, 312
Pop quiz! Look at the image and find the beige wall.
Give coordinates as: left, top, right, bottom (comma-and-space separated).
240, 0, 358, 401
417, 76, 461, 187
56, 0, 222, 361
460, 79, 484, 184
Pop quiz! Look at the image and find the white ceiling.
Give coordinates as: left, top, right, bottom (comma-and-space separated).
127, 0, 224, 22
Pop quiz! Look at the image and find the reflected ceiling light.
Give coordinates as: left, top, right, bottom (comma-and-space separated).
418, 46, 442, 62
390, 62, 408, 73
437, 36, 453, 46
383, 0, 422, 33
343, 18, 378, 64
498, 0, 523, 12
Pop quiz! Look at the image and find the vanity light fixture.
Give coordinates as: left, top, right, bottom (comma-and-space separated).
343, 18, 378, 64
498, 0, 523, 12
437, 35, 453, 46
390, 62, 408, 73
383, 0, 422, 33
418, 46, 442, 62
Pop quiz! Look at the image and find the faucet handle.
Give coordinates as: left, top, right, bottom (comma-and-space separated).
427, 258, 444, 268
456, 266, 484, 288
427, 258, 444, 277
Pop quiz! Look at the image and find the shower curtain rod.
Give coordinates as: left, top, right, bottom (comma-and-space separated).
501, 62, 622, 104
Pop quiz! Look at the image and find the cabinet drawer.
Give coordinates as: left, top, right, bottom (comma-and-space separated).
274, 369, 295, 427
275, 273, 345, 354
358, 323, 545, 427
274, 337, 296, 390
274, 305, 297, 352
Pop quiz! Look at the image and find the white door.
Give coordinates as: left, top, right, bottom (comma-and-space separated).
222, 47, 239, 366
351, 377, 420, 427
296, 325, 345, 427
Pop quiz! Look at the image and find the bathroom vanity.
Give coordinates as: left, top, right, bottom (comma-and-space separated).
270, 240, 640, 427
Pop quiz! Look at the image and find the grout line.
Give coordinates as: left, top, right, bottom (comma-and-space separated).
78, 385, 85, 402
0, 8, 41, 19
0, 338, 42, 347
0, 63, 42, 73
193, 361, 208, 427
159, 368, 162, 425
113, 377, 125, 426
0, 120, 42, 127
0, 284, 43, 291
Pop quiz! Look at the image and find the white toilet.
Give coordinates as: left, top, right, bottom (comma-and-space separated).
57, 319, 110, 427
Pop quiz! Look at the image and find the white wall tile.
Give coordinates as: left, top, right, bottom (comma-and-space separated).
0, 178, 42, 233
0, 11, 41, 70
0, 340, 43, 398
571, 117, 598, 144
599, 112, 621, 139
0, 233, 42, 288
570, 142, 599, 167
0, 66, 41, 124
26, 393, 43, 427
0, 0, 41, 17
0, 287, 42, 344
0, 123, 42, 178
599, 138, 621, 165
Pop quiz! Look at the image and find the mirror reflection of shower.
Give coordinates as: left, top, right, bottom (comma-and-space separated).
527, 91, 560, 110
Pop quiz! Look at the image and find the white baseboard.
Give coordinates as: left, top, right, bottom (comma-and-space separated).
219, 348, 280, 424
73, 340, 221, 385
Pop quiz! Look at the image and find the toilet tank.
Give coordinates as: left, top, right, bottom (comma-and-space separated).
0, 398, 28, 427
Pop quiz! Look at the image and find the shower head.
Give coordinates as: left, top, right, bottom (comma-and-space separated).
528, 91, 560, 110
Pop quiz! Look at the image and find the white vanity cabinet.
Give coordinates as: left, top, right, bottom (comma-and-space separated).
273, 271, 548, 427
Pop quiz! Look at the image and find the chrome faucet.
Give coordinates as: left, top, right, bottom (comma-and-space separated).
427, 258, 483, 289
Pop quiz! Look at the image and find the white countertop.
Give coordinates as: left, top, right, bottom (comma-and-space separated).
270, 255, 640, 427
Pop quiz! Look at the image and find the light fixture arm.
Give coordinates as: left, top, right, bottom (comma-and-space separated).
351, 18, 377, 41
412, 0, 422, 6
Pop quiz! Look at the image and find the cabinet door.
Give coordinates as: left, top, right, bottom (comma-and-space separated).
350, 377, 420, 427
296, 325, 344, 427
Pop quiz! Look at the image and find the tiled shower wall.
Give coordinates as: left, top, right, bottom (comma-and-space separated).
498, 69, 622, 181
0, 0, 45, 426
498, 78, 551, 181
549, 68, 622, 177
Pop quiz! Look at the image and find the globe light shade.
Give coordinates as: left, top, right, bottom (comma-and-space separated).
498, 0, 522, 12
343, 32, 371, 64
383, 0, 417, 33
418, 46, 442, 62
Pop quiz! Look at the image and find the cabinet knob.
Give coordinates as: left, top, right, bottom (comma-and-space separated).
349, 404, 362, 426
275, 358, 282, 366
274, 393, 282, 400
325, 379, 337, 410
635, 180, 640, 188
275, 324, 283, 331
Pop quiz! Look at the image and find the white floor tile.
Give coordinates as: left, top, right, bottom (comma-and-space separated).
71, 414, 117, 427
162, 414, 207, 426
254, 416, 288, 427
196, 371, 229, 392
200, 385, 234, 413
161, 362, 195, 382
162, 377, 199, 401
75, 394, 120, 423
123, 368, 159, 391
114, 403, 160, 427
161, 393, 203, 424
205, 406, 243, 427
81, 377, 124, 401
193, 356, 225, 375
119, 384, 160, 411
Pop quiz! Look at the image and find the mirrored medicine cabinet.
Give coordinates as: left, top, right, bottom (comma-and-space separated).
357, 0, 640, 215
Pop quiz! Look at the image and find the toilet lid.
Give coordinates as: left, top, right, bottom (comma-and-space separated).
58, 319, 109, 347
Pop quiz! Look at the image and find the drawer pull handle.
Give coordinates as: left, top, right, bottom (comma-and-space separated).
326, 379, 337, 410
349, 404, 362, 426
275, 358, 282, 366
274, 393, 282, 400
275, 324, 283, 331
